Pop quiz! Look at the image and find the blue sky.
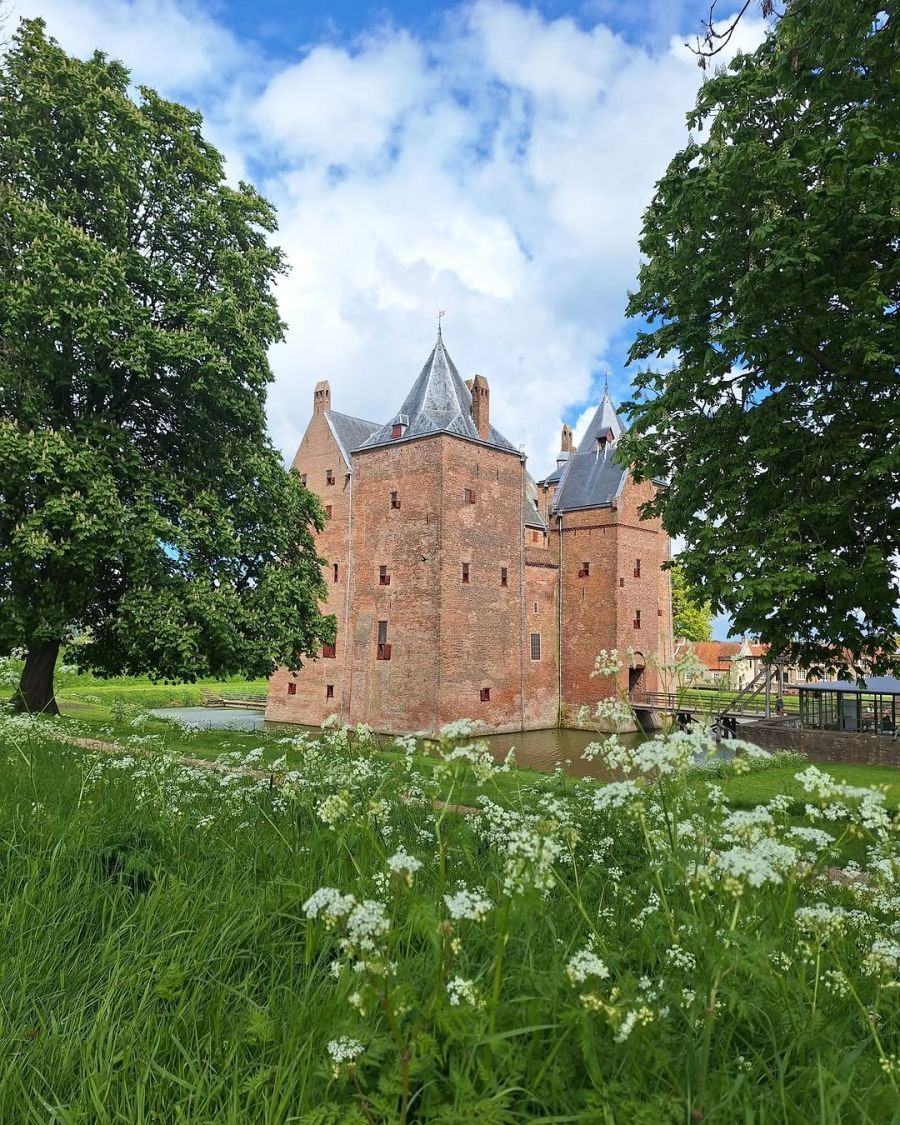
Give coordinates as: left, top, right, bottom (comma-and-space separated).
10, 0, 767, 639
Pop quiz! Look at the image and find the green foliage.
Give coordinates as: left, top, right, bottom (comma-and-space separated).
671, 561, 713, 642
622, 2, 900, 675
0, 710, 897, 1121
0, 20, 334, 708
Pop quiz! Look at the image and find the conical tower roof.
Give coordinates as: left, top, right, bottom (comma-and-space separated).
552, 389, 628, 512
356, 332, 517, 452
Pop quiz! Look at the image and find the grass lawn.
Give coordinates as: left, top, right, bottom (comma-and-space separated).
0, 712, 897, 1122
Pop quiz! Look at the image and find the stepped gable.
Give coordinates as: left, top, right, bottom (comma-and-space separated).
325, 410, 381, 467
356, 332, 518, 453
552, 390, 628, 512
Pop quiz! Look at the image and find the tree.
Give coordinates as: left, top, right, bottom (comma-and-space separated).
0, 20, 334, 713
671, 562, 713, 642
622, 1, 899, 676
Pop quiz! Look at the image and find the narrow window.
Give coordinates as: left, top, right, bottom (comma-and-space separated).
299, 473, 307, 487
634, 558, 641, 578
533, 601, 538, 614
379, 565, 390, 586
658, 607, 663, 617
634, 609, 641, 630
377, 621, 391, 660
333, 562, 339, 583
579, 561, 590, 578
532, 531, 540, 543
287, 682, 297, 696
325, 505, 333, 519
619, 577, 625, 588
480, 687, 491, 702
390, 490, 401, 510
462, 563, 470, 584
322, 643, 336, 659
326, 684, 334, 699
326, 469, 335, 486
500, 566, 508, 587
530, 633, 541, 661
464, 488, 476, 504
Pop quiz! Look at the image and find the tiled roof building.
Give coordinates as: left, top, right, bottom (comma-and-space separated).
266, 332, 673, 734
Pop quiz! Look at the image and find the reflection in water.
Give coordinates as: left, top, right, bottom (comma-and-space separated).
151, 707, 647, 780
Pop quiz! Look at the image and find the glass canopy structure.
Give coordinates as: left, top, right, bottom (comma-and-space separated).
799, 676, 900, 735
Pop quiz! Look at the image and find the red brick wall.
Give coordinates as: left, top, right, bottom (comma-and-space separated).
346, 437, 444, 732
265, 403, 351, 726
557, 475, 671, 716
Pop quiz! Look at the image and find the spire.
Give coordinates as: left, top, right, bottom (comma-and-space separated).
357, 332, 517, 452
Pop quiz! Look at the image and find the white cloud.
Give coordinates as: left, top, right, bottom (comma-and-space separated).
7, 0, 768, 478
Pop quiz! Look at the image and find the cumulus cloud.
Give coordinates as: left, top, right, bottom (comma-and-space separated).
6, 0, 767, 477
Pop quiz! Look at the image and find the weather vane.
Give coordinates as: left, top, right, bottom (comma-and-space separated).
437, 309, 446, 336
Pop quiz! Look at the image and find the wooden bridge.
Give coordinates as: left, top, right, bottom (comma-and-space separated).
630, 667, 799, 731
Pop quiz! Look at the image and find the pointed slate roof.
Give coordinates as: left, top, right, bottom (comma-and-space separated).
325, 410, 381, 467
524, 472, 547, 530
356, 333, 518, 453
552, 391, 628, 512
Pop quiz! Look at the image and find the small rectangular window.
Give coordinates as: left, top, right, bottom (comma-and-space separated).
377, 620, 388, 645
322, 643, 336, 659
325, 505, 333, 519
658, 607, 663, 616
326, 684, 334, 699
530, 633, 541, 661
533, 601, 538, 614
500, 566, 508, 587
532, 531, 540, 543
579, 561, 590, 578
462, 563, 470, 584
333, 562, 339, 583
633, 610, 641, 629
376, 620, 391, 660
299, 473, 307, 487
464, 488, 476, 504
480, 687, 491, 702
390, 491, 401, 510
326, 469, 335, 485
634, 558, 641, 578
379, 565, 390, 586
287, 682, 297, 696
619, 577, 625, 588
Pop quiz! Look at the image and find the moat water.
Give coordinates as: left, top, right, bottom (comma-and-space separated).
149, 706, 647, 780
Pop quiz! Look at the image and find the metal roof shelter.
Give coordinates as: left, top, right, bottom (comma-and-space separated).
799, 677, 900, 735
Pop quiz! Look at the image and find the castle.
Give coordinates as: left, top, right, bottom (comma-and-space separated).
265, 331, 673, 733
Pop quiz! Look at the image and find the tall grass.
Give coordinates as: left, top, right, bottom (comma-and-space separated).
0, 705, 898, 1122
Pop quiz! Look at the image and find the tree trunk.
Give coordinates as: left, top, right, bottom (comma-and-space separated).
15, 640, 61, 715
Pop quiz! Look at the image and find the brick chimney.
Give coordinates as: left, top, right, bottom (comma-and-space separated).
313, 380, 330, 414
470, 374, 490, 441
561, 423, 574, 453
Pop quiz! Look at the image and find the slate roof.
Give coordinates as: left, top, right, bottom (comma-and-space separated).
357, 333, 518, 454
539, 454, 568, 487
552, 391, 628, 512
524, 474, 547, 530
326, 410, 381, 467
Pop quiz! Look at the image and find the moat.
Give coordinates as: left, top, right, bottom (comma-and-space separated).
150, 706, 646, 780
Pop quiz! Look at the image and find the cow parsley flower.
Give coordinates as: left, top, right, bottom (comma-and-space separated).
592, 780, 641, 812
444, 888, 493, 921
386, 848, 423, 884
864, 939, 900, 976
317, 792, 351, 828
327, 1036, 364, 1076
303, 887, 356, 926
345, 900, 390, 953
566, 949, 610, 985
446, 976, 484, 1008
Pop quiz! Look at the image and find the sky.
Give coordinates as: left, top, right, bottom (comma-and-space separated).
8, 0, 768, 639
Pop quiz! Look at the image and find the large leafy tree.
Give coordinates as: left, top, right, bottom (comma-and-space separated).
0, 20, 334, 713
671, 562, 713, 643
623, 1, 899, 675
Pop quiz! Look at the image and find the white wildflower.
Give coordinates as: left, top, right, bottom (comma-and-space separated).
446, 976, 484, 1009
303, 887, 356, 926
345, 900, 390, 954
444, 888, 493, 922
327, 1036, 364, 1076
386, 848, 423, 884
864, 939, 900, 976
566, 949, 610, 985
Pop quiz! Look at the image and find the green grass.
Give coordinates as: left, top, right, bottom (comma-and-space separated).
0, 713, 898, 1122
58, 676, 270, 709
723, 763, 900, 811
